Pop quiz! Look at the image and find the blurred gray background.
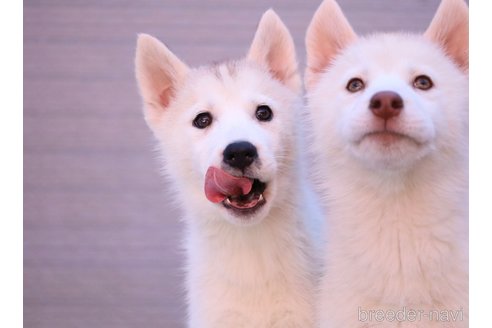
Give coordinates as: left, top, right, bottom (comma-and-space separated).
24, 0, 441, 327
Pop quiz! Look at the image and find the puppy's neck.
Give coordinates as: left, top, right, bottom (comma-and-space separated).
184, 196, 310, 279
326, 149, 467, 225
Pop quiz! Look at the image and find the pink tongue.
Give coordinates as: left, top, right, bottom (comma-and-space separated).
204, 167, 253, 203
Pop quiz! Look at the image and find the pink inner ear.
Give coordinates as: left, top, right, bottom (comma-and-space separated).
266, 40, 299, 88
444, 34, 468, 71
267, 48, 288, 83
159, 85, 174, 108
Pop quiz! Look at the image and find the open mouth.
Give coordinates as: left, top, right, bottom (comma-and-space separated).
204, 167, 268, 216
222, 179, 267, 214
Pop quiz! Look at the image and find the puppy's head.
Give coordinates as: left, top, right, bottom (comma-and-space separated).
305, 0, 468, 172
135, 10, 301, 226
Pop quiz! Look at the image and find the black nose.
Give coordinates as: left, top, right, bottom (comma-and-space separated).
223, 141, 258, 170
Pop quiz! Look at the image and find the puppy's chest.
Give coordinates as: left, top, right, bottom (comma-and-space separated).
329, 198, 463, 297
191, 269, 310, 327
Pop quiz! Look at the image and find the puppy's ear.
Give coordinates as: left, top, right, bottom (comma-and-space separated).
247, 9, 301, 93
305, 0, 357, 91
135, 34, 189, 127
424, 0, 468, 71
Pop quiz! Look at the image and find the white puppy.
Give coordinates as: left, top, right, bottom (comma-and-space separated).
135, 10, 316, 328
305, 0, 468, 326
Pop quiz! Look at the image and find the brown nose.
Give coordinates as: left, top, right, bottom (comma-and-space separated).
369, 91, 403, 120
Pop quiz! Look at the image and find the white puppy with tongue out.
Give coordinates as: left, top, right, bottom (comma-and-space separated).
135, 9, 317, 328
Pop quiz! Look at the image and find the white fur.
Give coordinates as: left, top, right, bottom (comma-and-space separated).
305, 0, 468, 326
136, 10, 317, 327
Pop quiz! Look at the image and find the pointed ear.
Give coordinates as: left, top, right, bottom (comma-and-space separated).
135, 34, 189, 125
305, 0, 357, 91
247, 9, 301, 93
424, 0, 468, 71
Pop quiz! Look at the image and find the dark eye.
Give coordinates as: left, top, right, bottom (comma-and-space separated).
193, 112, 213, 129
346, 78, 365, 92
255, 105, 273, 122
413, 75, 433, 90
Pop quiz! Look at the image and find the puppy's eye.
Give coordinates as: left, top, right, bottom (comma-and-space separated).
413, 75, 433, 90
255, 105, 273, 122
193, 112, 213, 129
346, 78, 365, 92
